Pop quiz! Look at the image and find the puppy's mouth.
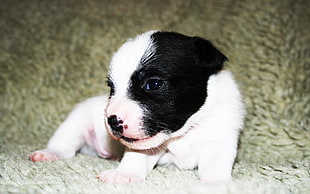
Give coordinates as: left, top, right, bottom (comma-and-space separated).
105, 120, 170, 150
120, 134, 154, 144
116, 132, 169, 150
120, 136, 139, 143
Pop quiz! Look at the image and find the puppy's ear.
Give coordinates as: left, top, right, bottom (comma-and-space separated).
193, 37, 227, 73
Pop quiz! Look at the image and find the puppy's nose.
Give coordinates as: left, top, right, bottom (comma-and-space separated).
107, 115, 124, 134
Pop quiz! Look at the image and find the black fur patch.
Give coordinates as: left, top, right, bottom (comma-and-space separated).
127, 31, 227, 136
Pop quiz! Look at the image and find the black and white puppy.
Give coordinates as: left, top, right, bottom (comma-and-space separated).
30, 31, 244, 183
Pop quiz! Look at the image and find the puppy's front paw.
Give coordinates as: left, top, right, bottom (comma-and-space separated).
29, 150, 59, 162
97, 170, 144, 183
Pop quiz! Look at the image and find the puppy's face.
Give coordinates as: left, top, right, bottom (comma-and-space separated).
105, 31, 227, 150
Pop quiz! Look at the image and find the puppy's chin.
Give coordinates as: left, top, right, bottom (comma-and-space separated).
109, 131, 168, 150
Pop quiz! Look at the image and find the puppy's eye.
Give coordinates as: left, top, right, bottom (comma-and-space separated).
106, 77, 115, 96
145, 79, 164, 91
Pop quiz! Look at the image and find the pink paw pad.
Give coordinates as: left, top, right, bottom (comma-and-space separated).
29, 151, 59, 162
97, 170, 144, 183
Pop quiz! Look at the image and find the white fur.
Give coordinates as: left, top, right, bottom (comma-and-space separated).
29, 95, 123, 162
30, 31, 244, 183
164, 70, 244, 181
109, 30, 156, 97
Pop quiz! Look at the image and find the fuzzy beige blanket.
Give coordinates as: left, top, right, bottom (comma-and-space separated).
0, 0, 309, 193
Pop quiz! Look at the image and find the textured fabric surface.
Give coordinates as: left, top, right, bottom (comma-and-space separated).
0, 0, 309, 193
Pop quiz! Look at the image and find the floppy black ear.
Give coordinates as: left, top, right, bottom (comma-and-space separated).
193, 37, 227, 73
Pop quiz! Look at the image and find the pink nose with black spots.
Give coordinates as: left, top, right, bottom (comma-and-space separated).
107, 115, 124, 137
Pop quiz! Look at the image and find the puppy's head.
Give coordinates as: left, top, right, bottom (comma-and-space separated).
105, 31, 227, 150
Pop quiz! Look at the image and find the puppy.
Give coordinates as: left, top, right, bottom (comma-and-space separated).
30, 30, 244, 183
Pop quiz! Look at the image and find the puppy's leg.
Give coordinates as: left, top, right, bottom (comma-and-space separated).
30, 105, 89, 162
198, 140, 238, 182
30, 96, 106, 162
97, 151, 162, 183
